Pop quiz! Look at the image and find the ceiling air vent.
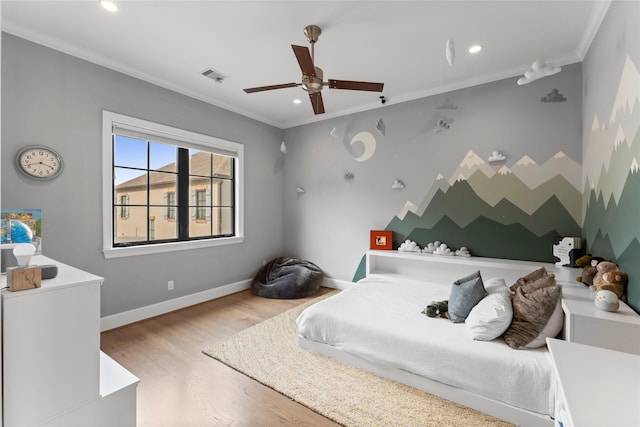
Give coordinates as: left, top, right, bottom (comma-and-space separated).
201, 68, 227, 83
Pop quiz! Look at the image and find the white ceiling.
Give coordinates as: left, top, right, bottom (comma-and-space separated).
2, 1, 608, 129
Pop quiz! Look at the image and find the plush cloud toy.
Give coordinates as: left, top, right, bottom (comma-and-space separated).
398, 239, 421, 253
591, 262, 628, 302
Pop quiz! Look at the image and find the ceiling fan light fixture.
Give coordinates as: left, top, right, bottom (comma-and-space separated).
242, 24, 384, 116
100, 0, 118, 12
468, 44, 483, 54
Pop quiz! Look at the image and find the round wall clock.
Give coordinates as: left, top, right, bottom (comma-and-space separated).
14, 145, 64, 181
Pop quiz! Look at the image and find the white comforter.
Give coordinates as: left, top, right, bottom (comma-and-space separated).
296, 276, 555, 417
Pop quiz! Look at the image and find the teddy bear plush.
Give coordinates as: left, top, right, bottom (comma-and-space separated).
576, 255, 605, 287
591, 261, 628, 302
422, 300, 449, 319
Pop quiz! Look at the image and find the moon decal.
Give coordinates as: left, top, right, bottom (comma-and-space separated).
350, 131, 376, 162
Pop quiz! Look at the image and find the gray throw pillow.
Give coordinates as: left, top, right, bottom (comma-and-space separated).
448, 270, 487, 323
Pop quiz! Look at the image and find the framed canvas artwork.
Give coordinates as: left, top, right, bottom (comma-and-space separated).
370, 230, 392, 250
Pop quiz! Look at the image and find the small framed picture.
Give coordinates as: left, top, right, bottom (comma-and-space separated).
370, 230, 392, 250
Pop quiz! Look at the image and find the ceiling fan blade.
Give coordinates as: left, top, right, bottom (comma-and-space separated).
309, 92, 325, 115
243, 83, 299, 93
292, 45, 316, 77
329, 79, 384, 92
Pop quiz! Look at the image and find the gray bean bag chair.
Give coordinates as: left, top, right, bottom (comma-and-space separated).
251, 257, 324, 299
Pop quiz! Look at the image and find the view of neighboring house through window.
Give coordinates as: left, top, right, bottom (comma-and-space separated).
103, 111, 243, 255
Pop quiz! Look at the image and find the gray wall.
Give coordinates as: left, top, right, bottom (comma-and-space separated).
1, 34, 285, 317
283, 63, 583, 282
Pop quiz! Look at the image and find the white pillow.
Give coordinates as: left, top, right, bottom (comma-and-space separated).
484, 277, 507, 294
465, 290, 513, 341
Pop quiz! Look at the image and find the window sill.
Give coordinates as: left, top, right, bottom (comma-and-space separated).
102, 235, 245, 259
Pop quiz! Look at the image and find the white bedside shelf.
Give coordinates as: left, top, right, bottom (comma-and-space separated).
547, 338, 640, 427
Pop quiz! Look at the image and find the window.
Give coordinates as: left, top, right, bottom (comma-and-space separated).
194, 189, 207, 221
165, 191, 176, 220
119, 195, 130, 218
102, 111, 244, 258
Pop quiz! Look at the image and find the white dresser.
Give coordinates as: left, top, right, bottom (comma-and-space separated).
1, 255, 138, 426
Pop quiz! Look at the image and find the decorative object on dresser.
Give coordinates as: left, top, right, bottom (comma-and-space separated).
6, 265, 41, 291
12, 242, 36, 266
1, 208, 43, 252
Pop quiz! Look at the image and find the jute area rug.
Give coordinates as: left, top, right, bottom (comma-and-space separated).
203, 291, 513, 427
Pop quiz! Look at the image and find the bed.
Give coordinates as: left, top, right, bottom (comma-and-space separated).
296, 251, 583, 427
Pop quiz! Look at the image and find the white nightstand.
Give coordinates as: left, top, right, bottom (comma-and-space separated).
559, 281, 640, 355
547, 338, 640, 427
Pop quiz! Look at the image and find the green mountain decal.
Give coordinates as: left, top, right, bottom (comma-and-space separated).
405, 215, 561, 263
386, 176, 580, 262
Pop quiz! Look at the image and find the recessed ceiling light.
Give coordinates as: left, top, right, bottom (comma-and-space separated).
100, 1, 118, 12
293, 99, 302, 104
468, 44, 483, 54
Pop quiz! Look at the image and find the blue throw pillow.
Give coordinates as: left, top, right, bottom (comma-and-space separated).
448, 270, 487, 323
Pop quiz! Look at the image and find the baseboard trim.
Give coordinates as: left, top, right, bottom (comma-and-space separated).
100, 279, 251, 332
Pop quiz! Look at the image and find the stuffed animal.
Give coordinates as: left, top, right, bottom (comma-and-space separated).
576, 255, 605, 287
591, 262, 628, 302
422, 300, 449, 319
595, 290, 620, 312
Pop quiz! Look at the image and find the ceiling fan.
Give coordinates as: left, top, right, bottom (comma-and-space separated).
243, 25, 384, 115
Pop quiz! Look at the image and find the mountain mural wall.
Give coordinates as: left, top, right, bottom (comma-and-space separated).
583, 55, 640, 311
386, 149, 582, 263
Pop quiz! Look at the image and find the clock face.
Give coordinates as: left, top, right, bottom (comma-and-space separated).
15, 146, 64, 180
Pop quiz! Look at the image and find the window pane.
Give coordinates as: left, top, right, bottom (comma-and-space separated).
189, 177, 211, 213
190, 150, 211, 177
213, 207, 234, 235
213, 154, 232, 178
114, 169, 147, 205
114, 136, 147, 169
213, 179, 233, 205
114, 206, 148, 244
114, 166, 146, 187
189, 207, 211, 238
149, 207, 178, 240
150, 141, 177, 171
149, 172, 177, 205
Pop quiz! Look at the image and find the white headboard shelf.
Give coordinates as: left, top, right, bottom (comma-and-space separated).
366, 250, 580, 284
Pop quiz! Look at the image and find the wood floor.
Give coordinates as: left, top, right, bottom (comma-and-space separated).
100, 288, 339, 427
